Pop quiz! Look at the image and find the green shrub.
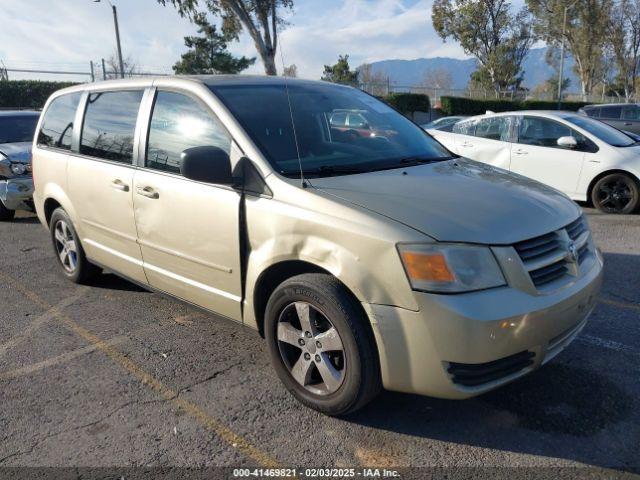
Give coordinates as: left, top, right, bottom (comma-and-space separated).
384, 92, 430, 113
0, 80, 79, 109
440, 96, 589, 116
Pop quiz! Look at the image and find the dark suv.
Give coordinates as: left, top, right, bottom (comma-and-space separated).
579, 103, 640, 134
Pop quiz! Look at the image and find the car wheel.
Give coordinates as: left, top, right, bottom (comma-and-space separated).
265, 273, 381, 416
591, 173, 640, 214
50, 208, 99, 283
0, 201, 15, 221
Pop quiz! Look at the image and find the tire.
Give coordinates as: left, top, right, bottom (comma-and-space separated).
0, 201, 15, 221
591, 172, 640, 214
49, 208, 100, 283
265, 273, 381, 416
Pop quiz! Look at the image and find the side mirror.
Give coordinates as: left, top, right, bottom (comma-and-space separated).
180, 146, 233, 185
557, 136, 578, 148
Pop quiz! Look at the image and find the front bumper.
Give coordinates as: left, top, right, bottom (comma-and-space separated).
0, 177, 34, 211
367, 250, 603, 399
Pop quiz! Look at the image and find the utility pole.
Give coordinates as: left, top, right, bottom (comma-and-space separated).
94, 0, 125, 79
90, 61, 95, 82
101, 58, 107, 80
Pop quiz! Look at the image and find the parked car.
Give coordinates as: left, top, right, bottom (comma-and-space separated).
421, 116, 467, 132
33, 77, 602, 415
0, 110, 40, 220
329, 108, 397, 140
428, 110, 640, 214
579, 103, 640, 134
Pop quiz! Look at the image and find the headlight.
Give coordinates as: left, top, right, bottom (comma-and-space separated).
10, 163, 27, 175
398, 243, 506, 293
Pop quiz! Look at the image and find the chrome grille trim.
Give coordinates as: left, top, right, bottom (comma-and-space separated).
510, 215, 593, 293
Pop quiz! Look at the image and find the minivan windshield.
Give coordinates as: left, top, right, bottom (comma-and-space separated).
209, 82, 453, 177
0, 115, 39, 144
565, 115, 636, 147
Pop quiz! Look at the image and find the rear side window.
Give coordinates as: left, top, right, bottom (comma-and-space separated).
146, 91, 231, 174
599, 105, 622, 119
474, 117, 511, 141
453, 119, 476, 136
37, 93, 81, 150
80, 90, 143, 163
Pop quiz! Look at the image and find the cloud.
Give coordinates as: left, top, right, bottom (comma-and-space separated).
0, 0, 468, 81
232, 0, 468, 78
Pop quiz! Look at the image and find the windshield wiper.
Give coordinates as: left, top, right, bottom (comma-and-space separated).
301, 165, 373, 177
397, 156, 451, 165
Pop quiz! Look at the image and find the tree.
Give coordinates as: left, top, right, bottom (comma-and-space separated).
422, 68, 453, 88
527, 0, 611, 100
173, 13, 255, 74
432, 0, 535, 93
544, 46, 572, 97
357, 63, 387, 95
321, 55, 358, 86
158, 0, 293, 76
608, 0, 640, 101
105, 53, 138, 79
282, 63, 297, 77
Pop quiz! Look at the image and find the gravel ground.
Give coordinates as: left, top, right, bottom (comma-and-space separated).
0, 208, 638, 479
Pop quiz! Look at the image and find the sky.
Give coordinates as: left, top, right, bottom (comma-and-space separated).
0, 0, 480, 82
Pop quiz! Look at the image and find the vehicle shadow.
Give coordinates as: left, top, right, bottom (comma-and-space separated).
86, 272, 148, 292
343, 251, 639, 472
11, 216, 40, 224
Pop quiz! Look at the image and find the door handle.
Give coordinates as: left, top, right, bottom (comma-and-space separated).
514, 149, 529, 155
461, 142, 473, 147
111, 179, 129, 192
136, 186, 159, 199
624, 122, 633, 126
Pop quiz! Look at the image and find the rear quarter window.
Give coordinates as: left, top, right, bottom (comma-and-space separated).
37, 93, 82, 150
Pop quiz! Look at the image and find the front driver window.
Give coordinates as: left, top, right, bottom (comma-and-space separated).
517, 117, 587, 149
146, 91, 231, 174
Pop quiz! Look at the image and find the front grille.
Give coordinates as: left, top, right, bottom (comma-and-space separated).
447, 351, 535, 387
566, 216, 587, 241
513, 232, 562, 261
529, 261, 568, 286
513, 215, 592, 291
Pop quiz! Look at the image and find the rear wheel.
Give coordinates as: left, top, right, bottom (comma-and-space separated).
49, 208, 99, 283
0, 201, 15, 221
265, 273, 381, 416
591, 173, 639, 214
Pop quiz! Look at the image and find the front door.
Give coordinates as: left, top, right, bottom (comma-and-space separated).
133, 90, 243, 321
509, 116, 587, 196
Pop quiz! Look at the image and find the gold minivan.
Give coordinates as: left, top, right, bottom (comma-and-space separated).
33, 76, 603, 415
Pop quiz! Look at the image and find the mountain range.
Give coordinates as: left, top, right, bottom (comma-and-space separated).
368, 47, 578, 91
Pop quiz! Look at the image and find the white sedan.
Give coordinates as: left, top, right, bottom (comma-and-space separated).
427, 110, 640, 214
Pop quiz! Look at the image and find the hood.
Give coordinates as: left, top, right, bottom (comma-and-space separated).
310, 159, 581, 245
0, 142, 32, 163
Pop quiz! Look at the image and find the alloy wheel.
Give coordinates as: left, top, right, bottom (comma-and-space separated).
54, 220, 78, 273
596, 177, 634, 213
276, 302, 346, 396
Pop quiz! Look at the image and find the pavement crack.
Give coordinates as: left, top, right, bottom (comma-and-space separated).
0, 400, 138, 465
170, 362, 243, 402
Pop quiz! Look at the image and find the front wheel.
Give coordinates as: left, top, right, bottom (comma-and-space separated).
0, 201, 15, 221
591, 173, 640, 214
265, 273, 381, 416
49, 208, 100, 283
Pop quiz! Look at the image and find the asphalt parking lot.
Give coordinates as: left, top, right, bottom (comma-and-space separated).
0, 208, 638, 478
